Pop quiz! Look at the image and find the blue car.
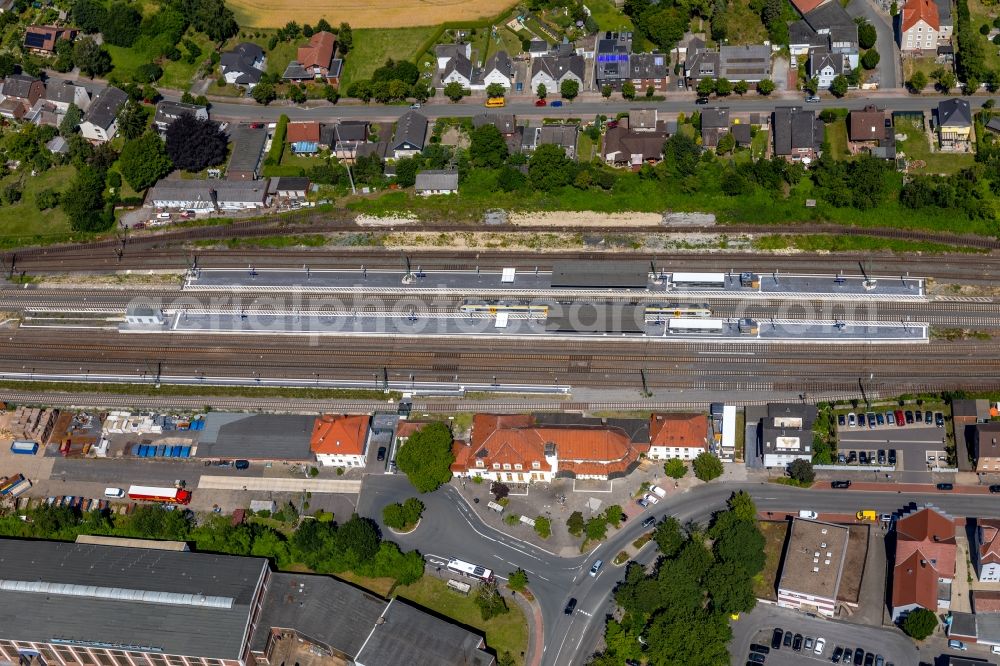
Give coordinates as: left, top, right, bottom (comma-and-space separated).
549, 100, 563, 107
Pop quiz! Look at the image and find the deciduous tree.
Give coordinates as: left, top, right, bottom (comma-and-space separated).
74, 37, 112, 77
165, 114, 228, 172
560, 78, 579, 100
692, 451, 723, 481
901, 608, 938, 639
118, 133, 172, 191
664, 458, 687, 478
443, 81, 466, 102
470, 124, 508, 168
757, 78, 775, 95
788, 458, 815, 484
395, 422, 455, 492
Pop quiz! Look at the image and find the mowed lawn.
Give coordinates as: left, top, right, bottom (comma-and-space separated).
108, 30, 215, 91
340, 27, 437, 86
0, 165, 75, 247
824, 118, 850, 159
587, 0, 633, 31
896, 117, 976, 175
228, 0, 515, 29
394, 576, 529, 665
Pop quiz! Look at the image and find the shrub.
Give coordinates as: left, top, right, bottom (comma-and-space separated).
504, 513, 520, 526
491, 481, 509, 500
901, 608, 938, 639
309, 466, 319, 477
567, 511, 584, 536
664, 458, 687, 479
533, 516, 551, 539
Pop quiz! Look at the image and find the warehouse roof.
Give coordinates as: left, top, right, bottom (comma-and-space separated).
195, 413, 314, 460
0, 538, 267, 658
550, 259, 648, 288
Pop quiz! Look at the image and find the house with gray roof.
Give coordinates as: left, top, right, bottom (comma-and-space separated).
80, 86, 127, 143
43, 78, 90, 113
809, 47, 851, 89
227, 125, 268, 180
441, 51, 474, 87
153, 100, 207, 132
773, 106, 823, 160
686, 44, 772, 83
474, 50, 514, 90
530, 54, 585, 95
524, 124, 579, 159
700, 106, 730, 147
147, 178, 271, 211
220, 42, 265, 88
594, 31, 633, 89
628, 53, 670, 92
435, 42, 472, 70
391, 110, 428, 159
414, 170, 459, 195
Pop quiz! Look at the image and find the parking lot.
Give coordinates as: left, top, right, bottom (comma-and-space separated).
731, 605, 919, 666
837, 409, 949, 483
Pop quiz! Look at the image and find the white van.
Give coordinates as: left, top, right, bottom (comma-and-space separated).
104, 487, 125, 498
650, 485, 667, 499
589, 559, 603, 577
799, 510, 818, 519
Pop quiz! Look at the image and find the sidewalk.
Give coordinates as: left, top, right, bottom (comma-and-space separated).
511, 588, 543, 666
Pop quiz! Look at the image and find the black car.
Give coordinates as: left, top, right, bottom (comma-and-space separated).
695, 96, 710, 104
792, 634, 803, 651
915, 410, 922, 422
888, 449, 897, 465
847, 451, 858, 464
925, 410, 933, 424
905, 410, 914, 424
234, 459, 249, 470
858, 451, 868, 465
564, 598, 577, 614
771, 628, 784, 650
838, 414, 846, 426
748, 653, 766, 664
937, 482, 954, 491
750, 644, 770, 654
832, 646, 844, 662
990, 485, 1000, 494
783, 631, 793, 647
831, 480, 852, 489
854, 648, 865, 665
936, 412, 945, 427
377, 446, 387, 461
642, 516, 656, 528
877, 450, 886, 465
864, 653, 875, 666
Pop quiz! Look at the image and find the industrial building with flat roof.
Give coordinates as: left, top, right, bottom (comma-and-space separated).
777, 519, 850, 617
0, 538, 494, 666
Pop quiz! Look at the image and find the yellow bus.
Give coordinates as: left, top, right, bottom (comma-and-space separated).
485, 97, 506, 108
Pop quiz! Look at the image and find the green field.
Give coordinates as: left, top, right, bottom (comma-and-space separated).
394, 576, 529, 665
586, 0, 634, 31
108, 30, 214, 91
341, 26, 437, 86
0, 166, 75, 248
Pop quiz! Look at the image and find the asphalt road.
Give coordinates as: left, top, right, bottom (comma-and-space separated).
356, 478, 1000, 666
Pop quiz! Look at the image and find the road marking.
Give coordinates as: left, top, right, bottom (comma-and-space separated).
577, 609, 593, 617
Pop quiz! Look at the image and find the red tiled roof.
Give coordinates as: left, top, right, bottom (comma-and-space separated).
974, 590, 1000, 613
451, 440, 472, 472
902, 0, 939, 33
297, 31, 336, 69
310, 414, 369, 455
286, 121, 320, 143
790, 0, 826, 15
396, 421, 431, 439
980, 519, 1000, 566
892, 508, 956, 612
649, 413, 708, 449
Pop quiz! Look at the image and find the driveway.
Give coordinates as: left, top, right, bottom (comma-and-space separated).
846, 0, 901, 90
730, 604, 919, 665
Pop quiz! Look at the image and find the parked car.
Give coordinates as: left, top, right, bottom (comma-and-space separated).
377, 446, 387, 461
792, 634, 803, 651
853, 648, 864, 665
643, 493, 660, 505
847, 451, 858, 464
234, 459, 249, 470
877, 450, 886, 465
937, 482, 954, 491
848, 412, 856, 427
858, 413, 866, 427
858, 451, 868, 465
864, 653, 874, 666
695, 96, 710, 104
867, 412, 877, 428
949, 639, 968, 651
750, 643, 770, 654
936, 412, 945, 427
888, 449, 897, 465
747, 653, 765, 664
564, 598, 577, 614
905, 410, 914, 424
989, 485, 1000, 494
832, 647, 844, 662
884, 410, 894, 425
804, 637, 814, 651
783, 631, 793, 647
549, 100, 563, 107
806, 95, 821, 102
925, 410, 934, 424
837, 452, 846, 464
642, 516, 656, 528
771, 628, 784, 650
875, 413, 885, 426
636, 497, 649, 508
409, 102, 421, 109
831, 480, 852, 489
915, 410, 922, 422
895, 410, 905, 426
799, 510, 818, 519
838, 414, 846, 427
104, 487, 124, 498
534, 99, 547, 106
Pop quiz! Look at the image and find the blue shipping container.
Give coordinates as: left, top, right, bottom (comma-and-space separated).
156, 445, 166, 457
180, 446, 191, 457
10, 440, 38, 455
131, 444, 141, 456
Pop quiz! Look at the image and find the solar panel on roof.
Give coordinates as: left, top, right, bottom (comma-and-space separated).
24, 32, 47, 48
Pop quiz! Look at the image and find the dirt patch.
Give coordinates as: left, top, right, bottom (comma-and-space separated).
754, 519, 789, 601
509, 211, 665, 227
837, 524, 870, 605
355, 214, 419, 226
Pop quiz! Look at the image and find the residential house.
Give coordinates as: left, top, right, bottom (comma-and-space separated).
282, 31, 341, 84
685, 41, 772, 84
528, 39, 549, 57
452, 413, 649, 483
45, 136, 68, 154
286, 121, 321, 154
594, 31, 633, 90
23, 25, 77, 55
974, 423, 1000, 472
647, 413, 708, 460
602, 124, 670, 169
270, 176, 309, 200
356, 141, 390, 161
937, 97, 972, 149
441, 51, 474, 88
146, 178, 271, 211
0, 74, 44, 119
327, 120, 368, 161
310, 414, 370, 468
153, 100, 207, 133
391, 110, 428, 159
415, 170, 459, 195
849, 105, 889, 142
628, 53, 669, 92
473, 112, 522, 154
789, 0, 859, 68
777, 519, 851, 617
809, 47, 850, 89
523, 124, 579, 159
936, 0, 954, 43
435, 42, 472, 71
227, 126, 268, 180
731, 120, 753, 147
700, 107, 730, 148
899, 0, 941, 52
890, 505, 956, 620
530, 55, 585, 95
760, 403, 817, 467
474, 50, 514, 91
79, 86, 127, 143
44, 79, 90, 114
772, 106, 823, 161
975, 519, 1000, 582
954, 398, 991, 472
220, 42, 265, 89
